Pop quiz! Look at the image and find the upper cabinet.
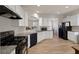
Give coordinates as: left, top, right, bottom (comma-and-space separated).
64, 14, 79, 26
28, 16, 39, 27
70, 14, 79, 26
15, 6, 24, 18
15, 6, 29, 26
70, 15, 77, 26
19, 12, 28, 26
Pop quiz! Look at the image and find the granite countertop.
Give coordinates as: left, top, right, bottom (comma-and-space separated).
15, 30, 53, 36
68, 31, 79, 32
0, 45, 17, 54
15, 31, 37, 36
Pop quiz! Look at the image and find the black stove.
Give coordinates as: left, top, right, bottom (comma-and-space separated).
0, 30, 26, 46
2, 37, 25, 46
0, 30, 28, 54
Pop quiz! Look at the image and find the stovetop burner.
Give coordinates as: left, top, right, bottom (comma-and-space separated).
1, 38, 23, 46
0, 30, 26, 46
1, 37, 25, 46
7, 40, 21, 45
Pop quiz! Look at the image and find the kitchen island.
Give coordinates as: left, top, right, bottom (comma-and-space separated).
0, 30, 28, 54
15, 30, 53, 48
37, 30, 53, 43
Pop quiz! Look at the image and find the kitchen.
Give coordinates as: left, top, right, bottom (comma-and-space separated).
0, 5, 79, 54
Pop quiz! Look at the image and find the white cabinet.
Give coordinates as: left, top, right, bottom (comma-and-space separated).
70, 14, 79, 26
37, 31, 53, 43
44, 31, 53, 39
49, 31, 53, 38
15, 6, 28, 26
15, 6, 24, 18
16, 6, 28, 26
71, 15, 78, 26
68, 31, 79, 43
37, 31, 45, 43
28, 16, 39, 27
18, 12, 28, 26
27, 31, 53, 48
16, 6, 25, 26
63, 14, 79, 26
42, 18, 48, 26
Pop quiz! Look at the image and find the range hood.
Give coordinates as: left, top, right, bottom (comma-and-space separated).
0, 5, 22, 19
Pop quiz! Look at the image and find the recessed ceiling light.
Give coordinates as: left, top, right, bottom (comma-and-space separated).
65, 6, 69, 8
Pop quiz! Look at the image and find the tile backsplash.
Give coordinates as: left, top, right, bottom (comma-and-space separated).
0, 16, 26, 35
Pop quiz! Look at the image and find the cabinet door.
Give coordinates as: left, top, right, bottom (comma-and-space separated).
71, 15, 78, 26
16, 6, 24, 18
49, 31, 53, 39
37, 31, 47, 43
68, 32, 78, 43
16, 6, 25, 26
44, 31, 53, 39
37, 32, 43, 43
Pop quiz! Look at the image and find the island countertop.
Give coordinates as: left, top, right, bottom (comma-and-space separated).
15, 30, 53, 36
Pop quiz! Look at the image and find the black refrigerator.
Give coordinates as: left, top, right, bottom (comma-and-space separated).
59, 21, 72, 40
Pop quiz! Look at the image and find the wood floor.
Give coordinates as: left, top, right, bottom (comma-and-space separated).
28, 37, 79, 54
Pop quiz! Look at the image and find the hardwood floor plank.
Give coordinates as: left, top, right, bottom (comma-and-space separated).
28, 37, 79, 54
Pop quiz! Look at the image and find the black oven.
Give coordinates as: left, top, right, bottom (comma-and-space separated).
0, 30, 28, 54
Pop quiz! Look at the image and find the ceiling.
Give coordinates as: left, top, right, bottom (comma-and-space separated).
22, 5, 79, 17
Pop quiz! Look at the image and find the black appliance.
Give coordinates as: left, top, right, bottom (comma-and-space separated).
41, 27, 47, 31
0, 5, 22, 19
0, 31, 28, 54
59, 21, 72, 40
16, 37, 28, 54
30, 33, 37, 48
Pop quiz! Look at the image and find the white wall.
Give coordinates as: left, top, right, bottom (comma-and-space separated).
0, 16, 26, 35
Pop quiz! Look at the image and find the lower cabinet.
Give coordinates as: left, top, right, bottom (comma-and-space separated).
28, 31, 53, 48
30, 33, 37, 48
68, 31, 79, 43
37, 31, 53, 43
